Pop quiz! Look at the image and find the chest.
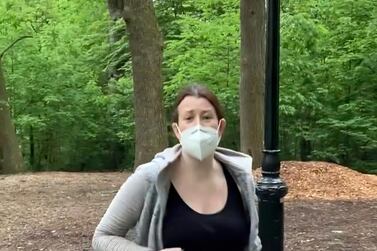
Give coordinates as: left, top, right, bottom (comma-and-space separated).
162, 169, 250, 251
172, 178, 228, 214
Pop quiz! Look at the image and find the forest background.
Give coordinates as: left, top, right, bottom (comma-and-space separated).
0, 0, 376, 174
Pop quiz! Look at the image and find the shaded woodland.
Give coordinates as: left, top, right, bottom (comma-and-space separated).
0, 0, 376, 174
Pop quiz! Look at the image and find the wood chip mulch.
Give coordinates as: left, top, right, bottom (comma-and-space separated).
253, 161, 377, 200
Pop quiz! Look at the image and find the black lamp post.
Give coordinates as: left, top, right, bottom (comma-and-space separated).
256, 0, 288, 250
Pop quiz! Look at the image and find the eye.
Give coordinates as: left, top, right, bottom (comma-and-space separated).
203, 114, 213, 120
184, 116, 193, 121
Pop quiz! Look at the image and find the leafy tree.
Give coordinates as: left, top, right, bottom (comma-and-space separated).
1, 0, 376, 173
163, 0, 242, 149
107, 0, 168, 168
0, 36, 31, 173
279, 0, 377, 172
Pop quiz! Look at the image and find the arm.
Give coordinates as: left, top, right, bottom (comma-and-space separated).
92, 169, 153, 251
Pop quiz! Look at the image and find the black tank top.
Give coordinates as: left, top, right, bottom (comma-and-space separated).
162, 166, 250, 251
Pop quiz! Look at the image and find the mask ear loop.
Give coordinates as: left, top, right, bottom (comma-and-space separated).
216, 119, 223, 144
173, 123, 184, 145
173, 123, 182, 136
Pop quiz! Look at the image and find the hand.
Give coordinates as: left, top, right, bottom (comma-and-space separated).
160, 248, 183, 251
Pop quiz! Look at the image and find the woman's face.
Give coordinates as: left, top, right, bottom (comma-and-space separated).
173, 96, 226, 140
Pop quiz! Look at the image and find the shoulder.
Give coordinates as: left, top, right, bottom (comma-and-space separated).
128, 144, 181, 184
215, 147, 253, 174
127, 162, 160, 187
121, 145, 181, 195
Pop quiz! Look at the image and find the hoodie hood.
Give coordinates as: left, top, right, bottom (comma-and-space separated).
150, 144, 253, 175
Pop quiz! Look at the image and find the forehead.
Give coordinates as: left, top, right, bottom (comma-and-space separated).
178, 96, 216, 114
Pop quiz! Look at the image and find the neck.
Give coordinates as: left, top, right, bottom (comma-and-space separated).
176, 152, 219, 180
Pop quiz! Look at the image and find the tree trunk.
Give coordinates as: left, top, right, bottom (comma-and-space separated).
0, 59, 23, 173
106, 0, 128, 81
108, 0, 168, 167
299, 138, 311, 161
29, 125, 35, 168
240, 0, 266, 169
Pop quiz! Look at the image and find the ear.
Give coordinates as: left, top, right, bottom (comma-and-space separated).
172, 123, 181, 141
218, 118, 226, 138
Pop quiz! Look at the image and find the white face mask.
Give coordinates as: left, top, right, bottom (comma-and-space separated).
175, 123, 221, 161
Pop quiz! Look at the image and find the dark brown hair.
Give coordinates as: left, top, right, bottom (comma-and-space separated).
171, 84, 224, 123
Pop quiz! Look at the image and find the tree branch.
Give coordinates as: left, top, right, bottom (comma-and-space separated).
0, 35, 33, 60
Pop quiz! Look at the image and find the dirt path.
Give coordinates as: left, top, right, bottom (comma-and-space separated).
0, 162, 376, 251
285, 200, 377, 251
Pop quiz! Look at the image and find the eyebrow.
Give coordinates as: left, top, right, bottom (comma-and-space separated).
182, 109, 214, 114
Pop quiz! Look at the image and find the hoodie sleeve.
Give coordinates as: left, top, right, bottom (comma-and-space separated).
249, 174, 262, 251
248, 157, 262, 251
92, 167, 153, 251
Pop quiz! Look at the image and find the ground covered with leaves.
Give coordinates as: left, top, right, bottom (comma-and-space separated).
0, 161, 376, 251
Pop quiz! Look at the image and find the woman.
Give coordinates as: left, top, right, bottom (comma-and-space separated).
92, 84, 261, 251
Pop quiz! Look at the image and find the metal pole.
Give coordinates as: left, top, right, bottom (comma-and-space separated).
256, 0, 288, 250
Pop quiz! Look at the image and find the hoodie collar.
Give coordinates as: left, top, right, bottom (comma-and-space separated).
151, 144, 252, 175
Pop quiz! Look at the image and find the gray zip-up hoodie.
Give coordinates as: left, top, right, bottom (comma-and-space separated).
92, 145, 261, 251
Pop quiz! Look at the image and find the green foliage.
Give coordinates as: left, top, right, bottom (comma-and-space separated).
161, 0, 377, 172
279, 0, 377, 171
1, 0, 134, 171
162, 0, 241, 149
1, 0, 376, 173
